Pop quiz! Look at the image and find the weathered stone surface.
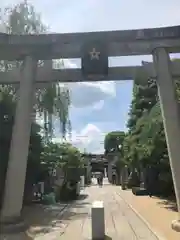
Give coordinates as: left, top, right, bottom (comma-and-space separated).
1, 25, 180, 59
1, 60, 180, 84
172, 220, 180, 232
0, 65, 143, 83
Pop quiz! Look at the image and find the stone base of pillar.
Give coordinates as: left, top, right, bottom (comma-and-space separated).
172, 220, 180, 232
140, 182, 145, 188
121, 182, 126, 190
0, 216, 27, 233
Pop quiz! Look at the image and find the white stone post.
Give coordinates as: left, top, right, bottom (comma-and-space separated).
153, 47, 180, 231
80, 175, 85, 189
91, 201, 105, 239
1, 56, 37, 222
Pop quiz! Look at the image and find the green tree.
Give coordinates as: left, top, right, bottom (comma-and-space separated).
42, 142, 83, 182
104, 131, 125, 154
0, 0, 71, 138
104, 131, 126, 181
0, 1, 71, 206
41, 141, 83, 201
124, 77, 158, 167
122, 68, 175, 196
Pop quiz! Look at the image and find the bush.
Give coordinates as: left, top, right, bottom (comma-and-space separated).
42, 192, 56, 205
132, 187, 148, 196
59, 181, 78, 202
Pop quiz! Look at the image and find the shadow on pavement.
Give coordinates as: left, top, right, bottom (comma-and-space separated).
60, 194, 89, 203
71, 202, 90, 208
105, 236, 112, 240
0, 232, 34, 240
157, 198, 177, 212
21, 203, 69, 237
60, 209, 88, 221
92, 236, 112, 240
20, 193, 90, 238
77, 194, 89, 200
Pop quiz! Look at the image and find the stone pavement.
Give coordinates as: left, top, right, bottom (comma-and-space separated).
1, 179, 161, 239
118, 188, 179, 240
1, 203, 68, 240
42, 179, 160, 239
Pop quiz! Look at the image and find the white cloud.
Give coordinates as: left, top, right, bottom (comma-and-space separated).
62, 59, 78, 69
24, 0, 180, 33
92, 100, 104, 110
78, 81, 115, 97
53, 123, 105, 153
60, 59, 116, 108
68, 82, 115, 108
72, 124, 105, 153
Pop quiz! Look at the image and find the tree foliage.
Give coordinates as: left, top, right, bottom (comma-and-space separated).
0, 1, 74, 206
0, 0, 71, 139
104, 131, 126, 177
104, 131, 125, 154
0, 86, 82, 206
41, 142, 83, 182
104, 63, 180, 196
121, 70, 176, 195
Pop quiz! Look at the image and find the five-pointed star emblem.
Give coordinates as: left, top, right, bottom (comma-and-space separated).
89, 47, 100, 60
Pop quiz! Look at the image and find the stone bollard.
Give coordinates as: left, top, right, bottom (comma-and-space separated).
80, 175, 85, 189
140, 170, 145, 188
121, 165, 128, 190
91, 201, 105, 239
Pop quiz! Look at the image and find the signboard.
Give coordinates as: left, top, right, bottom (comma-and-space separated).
81, 41, 108, 80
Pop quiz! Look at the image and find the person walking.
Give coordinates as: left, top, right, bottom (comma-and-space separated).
112, 172, 116, 185
98, 172, 103, 187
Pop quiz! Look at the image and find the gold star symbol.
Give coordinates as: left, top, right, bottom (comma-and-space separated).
89, 48, 100, 60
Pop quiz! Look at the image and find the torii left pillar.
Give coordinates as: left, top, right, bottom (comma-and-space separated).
0, 56, 37, 224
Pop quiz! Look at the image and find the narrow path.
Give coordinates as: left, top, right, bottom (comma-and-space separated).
2, 179, 161, 239
49, 179, 159, 239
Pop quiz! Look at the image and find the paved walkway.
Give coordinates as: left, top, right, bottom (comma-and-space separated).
1, 179, 161, 239
30, 179, 159, 239
118, 188, 179, 240
59, 179, 159, 239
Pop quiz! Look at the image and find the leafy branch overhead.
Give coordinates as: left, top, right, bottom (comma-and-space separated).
0, 0, 71, 140
104, 131, 125, 154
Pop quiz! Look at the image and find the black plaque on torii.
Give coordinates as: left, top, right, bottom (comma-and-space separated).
81, 41, 108, 80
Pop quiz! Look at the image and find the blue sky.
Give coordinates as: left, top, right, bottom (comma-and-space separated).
1, 0, 180, 153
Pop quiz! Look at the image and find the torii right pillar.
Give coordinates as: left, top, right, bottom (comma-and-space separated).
153, 47, 180, 232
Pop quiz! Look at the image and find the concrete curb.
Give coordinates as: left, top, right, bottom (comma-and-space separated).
117, 190, 167, 240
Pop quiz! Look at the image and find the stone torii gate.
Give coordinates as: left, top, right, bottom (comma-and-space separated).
1, 26, 180, 232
